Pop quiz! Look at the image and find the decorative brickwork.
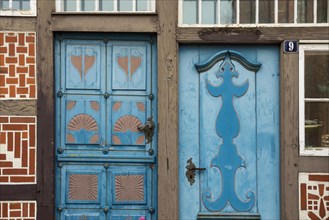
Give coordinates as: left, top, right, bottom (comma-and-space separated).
0, 116, 36, 184
0, 201, 36, 219
0, 32, 36, 100
299, 173, 329, 220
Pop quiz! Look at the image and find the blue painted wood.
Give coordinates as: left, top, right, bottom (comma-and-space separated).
55, 34, 158, 220
179, 45, 280, 219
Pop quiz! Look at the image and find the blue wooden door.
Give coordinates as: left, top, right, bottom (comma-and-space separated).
55, 34, 157, 220
179, 45, 280, 219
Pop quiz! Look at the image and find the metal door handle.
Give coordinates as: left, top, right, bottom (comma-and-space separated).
138, 116, 155, 144
185, 158, 206, 185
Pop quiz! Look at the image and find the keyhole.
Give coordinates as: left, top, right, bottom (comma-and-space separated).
190, 175, 193, 179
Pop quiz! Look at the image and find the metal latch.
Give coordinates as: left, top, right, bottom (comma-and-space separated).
186, 158, 206, 185
138, 116, 155, 144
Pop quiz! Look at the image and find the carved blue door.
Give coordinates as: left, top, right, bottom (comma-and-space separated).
55, 34, 157, 220
179, 45, 280, 219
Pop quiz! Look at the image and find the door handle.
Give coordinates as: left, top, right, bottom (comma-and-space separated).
138, 116, 155, 144
185, 158, 206, 185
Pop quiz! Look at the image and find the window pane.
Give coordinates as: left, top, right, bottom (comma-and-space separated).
202, 0, 216, 24
0, 0, 10, 9
12, 0, 30, 10
240, 0, 255, 23
137, 0, 148, 11
317, 0, 328, 23
297, 0, 313, 23
82, 0, 95, 11
118, 0, 133, 11
220, 0, 236, 24
65, 0, 77, 11
100, 0, 114, 11
259, 0, 274, 23
304, 51, 329, 98
305, 102, 329, 148
278, 0, 294, 23
183, 0, 198, 24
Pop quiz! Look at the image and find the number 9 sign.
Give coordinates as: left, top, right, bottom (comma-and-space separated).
284, 40, 298, 53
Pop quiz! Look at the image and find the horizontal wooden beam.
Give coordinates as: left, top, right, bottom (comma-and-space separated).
0, 185, 37, 200
0, 100, 37, 116
0, 17, 36, 31
50, 14, 158, 32
177, 27, 329, 43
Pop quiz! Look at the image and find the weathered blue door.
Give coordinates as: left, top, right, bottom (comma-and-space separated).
55, 34, 157, 220
179, 45, 280, 219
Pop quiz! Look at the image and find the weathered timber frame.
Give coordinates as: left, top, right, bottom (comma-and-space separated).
0, 0, 329, 219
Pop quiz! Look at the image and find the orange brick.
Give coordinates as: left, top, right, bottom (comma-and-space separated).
0, 87, 8, 95
0, 47, 7, 53
0, 75, 5, 86
8, 132, 13, 151
23, 203, 28, 217
10, 210, 21, 217
29, 125, 35, 147
26, 78, 35, 84
17, 47, 27, 53
3, 168, 28, 175
17, 67, 28, 73
10, 117, 35, 123
6, 77, 18, 84
29, 65, 35, 77
0, 116, 8, 123
22, 132, 28, 138
0, 33, 3, 46
0, 67, 8, 74
0, 176, 9, 183
0, 132, 6, 144
26, 36, 35, 43
9, 85, 16, 97
9, 65, 15, 77
11, 176, 34, 182
19, 74, 26, 87
9, 44, 15, 56
6, 57, 17, 64
26, 57, 35, 63
19, 54, 25, 66
30, 202, 35, 217
5, 36, 17, 43
15, 132, 21, 158
30, 85, 36, 98
19, 33, 25, 46
2, 124, 27, 130
28, 43, 35, 56
0, 154, 6, 160
29, 148, 35, 175
17, 87, 28, 94
9, 203, 21, 209
0, 161, 13, 167
22, 140, 28, 167
0, 54, 4, 66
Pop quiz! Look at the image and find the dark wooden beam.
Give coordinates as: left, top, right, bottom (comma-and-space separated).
177, 27, 329, 43
51, 14, 158, 32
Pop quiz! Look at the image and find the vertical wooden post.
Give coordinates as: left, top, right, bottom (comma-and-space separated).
157, 0, 179, 219
280, 42, 299, 220
36, 2, 55, 219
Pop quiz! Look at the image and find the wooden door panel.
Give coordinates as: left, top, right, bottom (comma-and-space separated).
55, 34, 157, 220
179, 45, 280, 219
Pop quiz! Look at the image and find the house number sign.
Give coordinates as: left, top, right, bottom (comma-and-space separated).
284, 40, 299, 53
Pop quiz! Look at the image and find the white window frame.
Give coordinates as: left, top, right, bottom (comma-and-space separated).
178, 0, 329, 27
55, 0, 155, 13
0, 0, 36, 16
299, 42, 329, 156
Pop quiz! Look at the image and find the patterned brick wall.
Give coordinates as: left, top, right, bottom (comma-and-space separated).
0, 201, 36, 219
299, 173, 329, 220
0, 116, 36, 184
0, 32, 36, 100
